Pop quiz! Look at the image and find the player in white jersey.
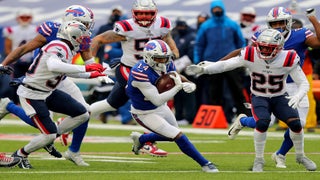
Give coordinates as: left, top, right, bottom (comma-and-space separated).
0, 5, 105, 166
11, 21, 105, 169
89, 0, 179, 156
185, 29, 315, 172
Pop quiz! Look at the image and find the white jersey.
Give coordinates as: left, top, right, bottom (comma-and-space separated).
113, 16, 172, 67
205, 46, 309, 98
2, 24, 37, 62
17, 40, 78, 100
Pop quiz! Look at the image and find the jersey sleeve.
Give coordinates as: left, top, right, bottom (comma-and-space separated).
113, 20, 133, 37
43, 42, 69, 63
38, 21, 60, 42
2, 26, 13, 39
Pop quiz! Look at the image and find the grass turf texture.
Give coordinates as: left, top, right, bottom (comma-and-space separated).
0, 117, 320, 180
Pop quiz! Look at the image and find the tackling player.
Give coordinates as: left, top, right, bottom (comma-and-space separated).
186, 29, 315, 172
89, 0, 179, 156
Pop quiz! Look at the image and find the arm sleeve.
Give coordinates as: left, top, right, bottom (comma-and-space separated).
204, 56, 243, 74
132, 81, 181, 106
66, 72, 91, 78
46, 54, 86, 73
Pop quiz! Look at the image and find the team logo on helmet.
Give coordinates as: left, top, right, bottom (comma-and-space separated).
65, 8, 85, 17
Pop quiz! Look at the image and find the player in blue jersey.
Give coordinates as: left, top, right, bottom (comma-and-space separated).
0, 5, 99, 166
126, 39, 218, 173
201, 7, 320, 171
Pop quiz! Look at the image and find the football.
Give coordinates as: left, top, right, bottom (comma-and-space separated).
156, 72, 189, 93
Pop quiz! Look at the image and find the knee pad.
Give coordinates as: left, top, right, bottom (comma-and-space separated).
287, 120, 302, 132
256, 119, 270, 132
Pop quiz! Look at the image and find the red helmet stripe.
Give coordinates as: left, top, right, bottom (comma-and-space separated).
157, 40, 168, 53
272, 7, 279, 18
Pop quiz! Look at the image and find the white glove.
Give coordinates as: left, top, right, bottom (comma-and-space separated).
286, 95, 300, 109
306, 8, 316, 18
185, 65, 205, 76
97, 75, 114, 84
182, 82, 196, 93
169, 71, 182, 87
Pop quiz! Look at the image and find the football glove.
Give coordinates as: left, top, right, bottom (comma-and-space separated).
0, 64, 14, 75
89, 71, 106, 78
97, 75, 114, 84
286, 95, 301, 109
85, 63, 105, 72
185, 64, 205, 76
182, 82, 196, 93
306, 8, 316, 18
169, 71, 182, 87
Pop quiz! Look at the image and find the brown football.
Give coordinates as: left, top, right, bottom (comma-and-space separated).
155, 72, 189, 93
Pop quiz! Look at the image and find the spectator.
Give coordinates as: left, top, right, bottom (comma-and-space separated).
196, 12, 209, 30
171, 18, 197, 125
193, 0, 250, 123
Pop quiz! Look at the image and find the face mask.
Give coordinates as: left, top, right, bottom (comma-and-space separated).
213, 11, 223, 17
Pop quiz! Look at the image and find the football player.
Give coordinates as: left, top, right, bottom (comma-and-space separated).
186, 28, 315, 172
126, 39, 218, 173
219, 7, 320, 171
0, 5, 106, 166
89, 0, 179, 157
11, 21, 105, 169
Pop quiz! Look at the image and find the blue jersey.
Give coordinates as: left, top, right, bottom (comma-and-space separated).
126, 60, 175, 111
34, 21, 61, 57
252, 27, 313, 82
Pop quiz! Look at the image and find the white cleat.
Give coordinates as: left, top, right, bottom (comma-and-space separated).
130, 132, 142, 155
252, 157, 264, 172
202, 162, 219, 173
64, 149, 89, 166
228, 114, 246, 139
296, 155, 317, 171
271, 152, 286, 168
0, 98, 10, 120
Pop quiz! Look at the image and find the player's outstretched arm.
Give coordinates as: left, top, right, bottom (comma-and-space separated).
90, 30, 126, 57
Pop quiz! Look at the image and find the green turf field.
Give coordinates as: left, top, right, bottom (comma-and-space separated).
0, 117, 319, 180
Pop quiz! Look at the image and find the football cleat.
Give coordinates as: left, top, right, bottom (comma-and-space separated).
130, 131, 143, 155
140, 142, 168, 157
228, 114, 246, 139
43, 143, 62, 158
271, 152, 286, 168
11, 151, 33, 169
252, 157, 264, 172
0, 153, 21, 167
56, 117, 70, 146
64, 149, 89, 166
202, 162, 219, 173
296, 155, 317, 171
0, 98, 10, 120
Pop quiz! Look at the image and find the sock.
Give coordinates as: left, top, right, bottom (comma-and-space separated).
240, 116, 256, 128
69, 120, 89, 152
277, 129, 293, 156
6, 102, 36, 128
139, 133, 170, 144
175, 134, 208, 166
254, 129, 266, 158
289, 129, 304, 156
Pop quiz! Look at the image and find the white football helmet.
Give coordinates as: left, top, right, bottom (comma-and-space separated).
16, 8, 33, 27
143, 39, 172, 72
240, 7, 256, 26
266, 7, 292, 37
57, 21, 91, 52
255, 29, 284, 62
63, 5, 95, 32
132, 0, 157, 27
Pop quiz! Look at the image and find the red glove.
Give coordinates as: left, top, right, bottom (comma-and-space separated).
85, 63, 104, 72
89, 71, 106, 78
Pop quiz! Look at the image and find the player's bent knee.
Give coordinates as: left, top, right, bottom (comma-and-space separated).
287, 119, 302, 132
256, 119, 270, 132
